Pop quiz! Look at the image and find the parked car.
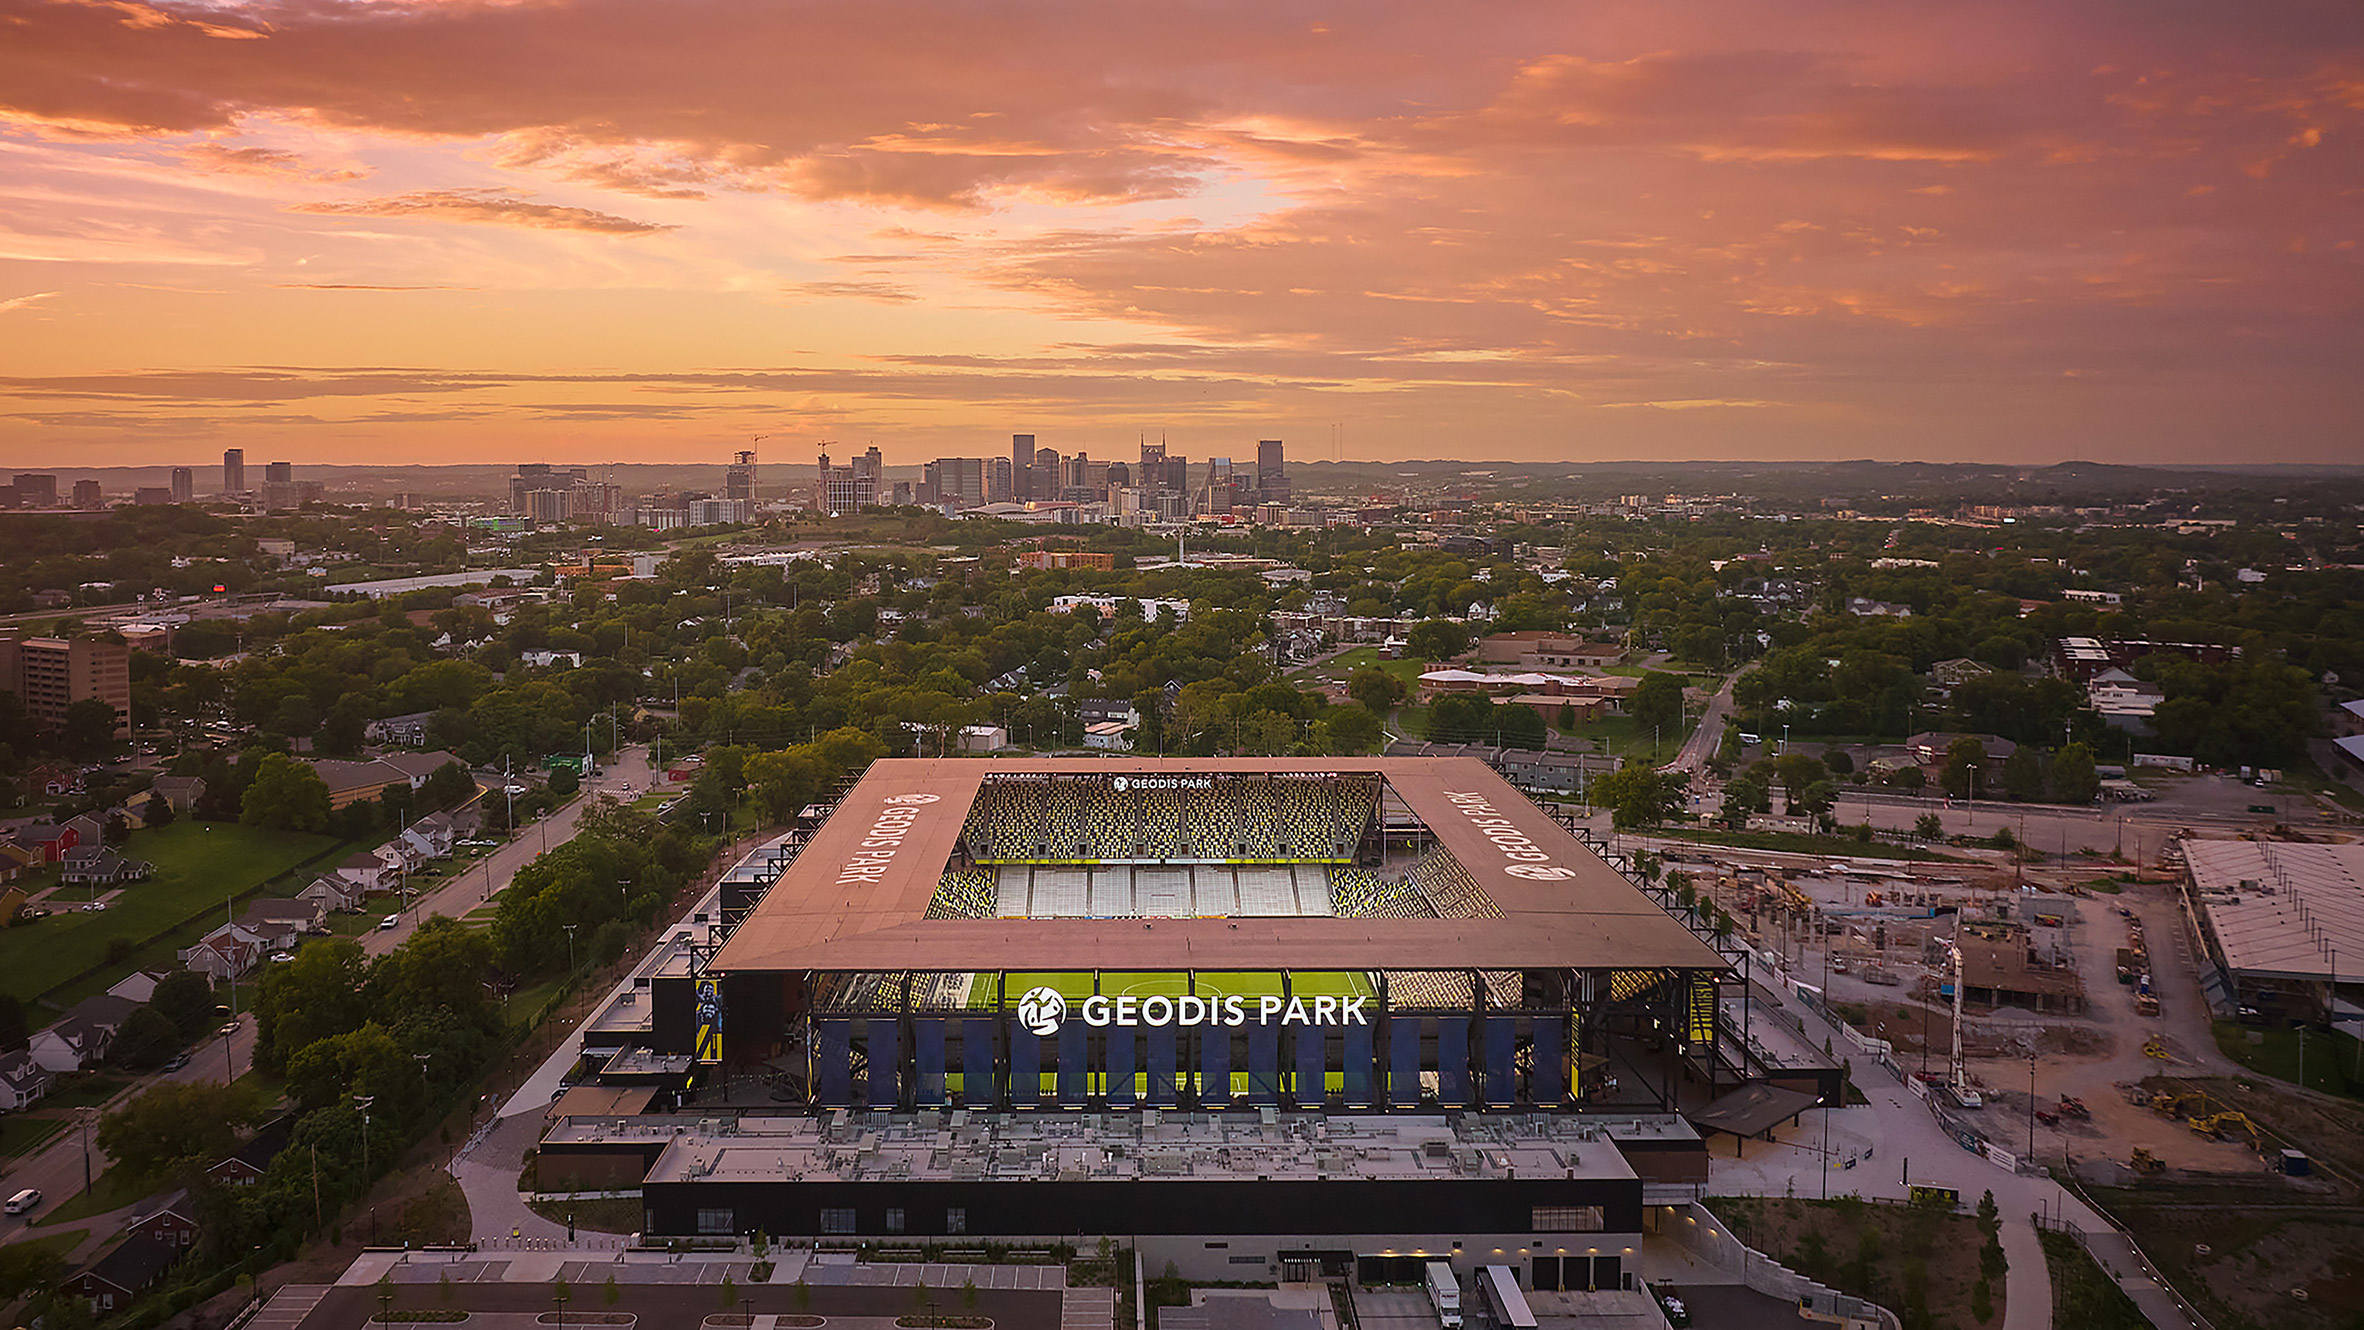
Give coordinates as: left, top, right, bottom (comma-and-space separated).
380, 914, 401, 930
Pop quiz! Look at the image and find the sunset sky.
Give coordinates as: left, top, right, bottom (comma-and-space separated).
2, 0, 2360, 468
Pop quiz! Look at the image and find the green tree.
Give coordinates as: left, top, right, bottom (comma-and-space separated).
254, 938, 372, 1075
2051, 741, 2100, 804
1347, 667, 1407, 717
1914, 812, 1944, 840
240, 752, 332, 832
61, 696, 122, 756
96, 1080, 265, 1180
1406, 619, 1469, 662
548, 765, 580, 798
109, 1006, 183, 1071
151, 971, 217, 1036
1632, 671, 1685, 737
1319, 703, 1384, 755
1594, 761, 1687, 830
142, 789, 176, 828
1718, 779, 1768, 830
0, 1240, 67, 1300
2001, 745, 2046, 802
418, 760, 476, 811
1940, 737, 1988, 800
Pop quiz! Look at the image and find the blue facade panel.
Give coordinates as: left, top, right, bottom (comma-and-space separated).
868, 1019, 900, 1109
1437, 1018, 1470, 1106
914, 1019, 946, 1107
1484, 1016, 1517, 1106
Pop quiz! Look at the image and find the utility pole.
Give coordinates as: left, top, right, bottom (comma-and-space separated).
355, 1094, 375, 1187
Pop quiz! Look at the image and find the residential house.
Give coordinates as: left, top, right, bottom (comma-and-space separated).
59, 846, 153, 888
2341, 698, 2364, 738
297, 874, 365, 914
364, 710, 437, 746
1845, 597, 1914, 618
129, 1198, 200, 1255
0, 842, 35, 884
397, 812, 458, 862
1077, 699, 1141, 727
106, 970, 167, 1004
1928, 658, 1991, 697
177, 924, 263, 982
209, 1116, 293, 1186
237, 897, 326, 950
520, 649, 583, 668
1083, 721, 1134, 751
0, 1049, 53, 1110
0, 884, 24, 922
28, 993, 140, 1072
65, 1235, 178, 1317
147, 774, 206, 813
13, 820, 80, 863
334, 850, 401, 896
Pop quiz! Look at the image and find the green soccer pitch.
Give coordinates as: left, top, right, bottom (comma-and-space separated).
971, 969, 1377, 1008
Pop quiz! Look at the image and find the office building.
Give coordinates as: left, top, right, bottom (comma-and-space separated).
987, 456, 1013, 504
921, 458, 987, 508
812, 453, 878, 514
133, 487, 174, 506
0, 634, 132, 737
726, 451, 758, 505
264, 460, 293, 485
12, 474, 57, 508
222, 449, 244, 495
169, 467, 193, 504
1257, 439, 1289, 503
1012, 434, 1036, 500
71, 479, 103, 510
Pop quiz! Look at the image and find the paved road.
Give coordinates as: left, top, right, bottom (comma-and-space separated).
1673, 665, 1753, 775
366, 745, 656, 955
0, 746, 659, 1250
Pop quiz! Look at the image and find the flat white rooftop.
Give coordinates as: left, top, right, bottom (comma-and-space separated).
2185, 839, 2364, 982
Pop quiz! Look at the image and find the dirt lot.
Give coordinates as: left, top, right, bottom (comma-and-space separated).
2089, 1184, 2364, 1330
1708, 1195, 2002, 1330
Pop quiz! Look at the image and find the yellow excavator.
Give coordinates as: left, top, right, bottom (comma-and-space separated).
2130, 1147, 2166, 1174
2190, 1112, 2261, 1149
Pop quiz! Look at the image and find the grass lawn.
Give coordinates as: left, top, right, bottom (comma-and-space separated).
3, 820, 346, 1004
1662, 827, 1964, 863
33, 1160, 161, 1227
974, 970, 1377, 1008
34, 1072, 131, 1113
2211, 1020, 2364, 1100
0, 1112, 68, 1159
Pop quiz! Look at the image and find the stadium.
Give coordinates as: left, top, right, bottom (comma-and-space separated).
547, 756, 1805, 1288
704, 757, 1735, 1117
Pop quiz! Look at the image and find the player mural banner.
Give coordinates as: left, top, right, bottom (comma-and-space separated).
696, 977, 723, 1063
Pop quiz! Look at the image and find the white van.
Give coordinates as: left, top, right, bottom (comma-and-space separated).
5, 1188, 41, 1215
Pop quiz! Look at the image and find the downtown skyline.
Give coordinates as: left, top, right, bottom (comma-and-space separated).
2, 0, 2360, 467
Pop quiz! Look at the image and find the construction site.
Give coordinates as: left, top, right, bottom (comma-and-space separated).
1660, 827, 2364, 1325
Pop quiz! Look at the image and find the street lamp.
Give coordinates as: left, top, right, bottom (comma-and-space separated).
564, 923, 579, 975
2027, 1054, 2037, 1159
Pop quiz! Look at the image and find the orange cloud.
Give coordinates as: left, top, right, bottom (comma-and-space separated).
287, 187, 672, 234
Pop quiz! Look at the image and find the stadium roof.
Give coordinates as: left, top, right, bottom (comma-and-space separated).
711, 757, 1725, 975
